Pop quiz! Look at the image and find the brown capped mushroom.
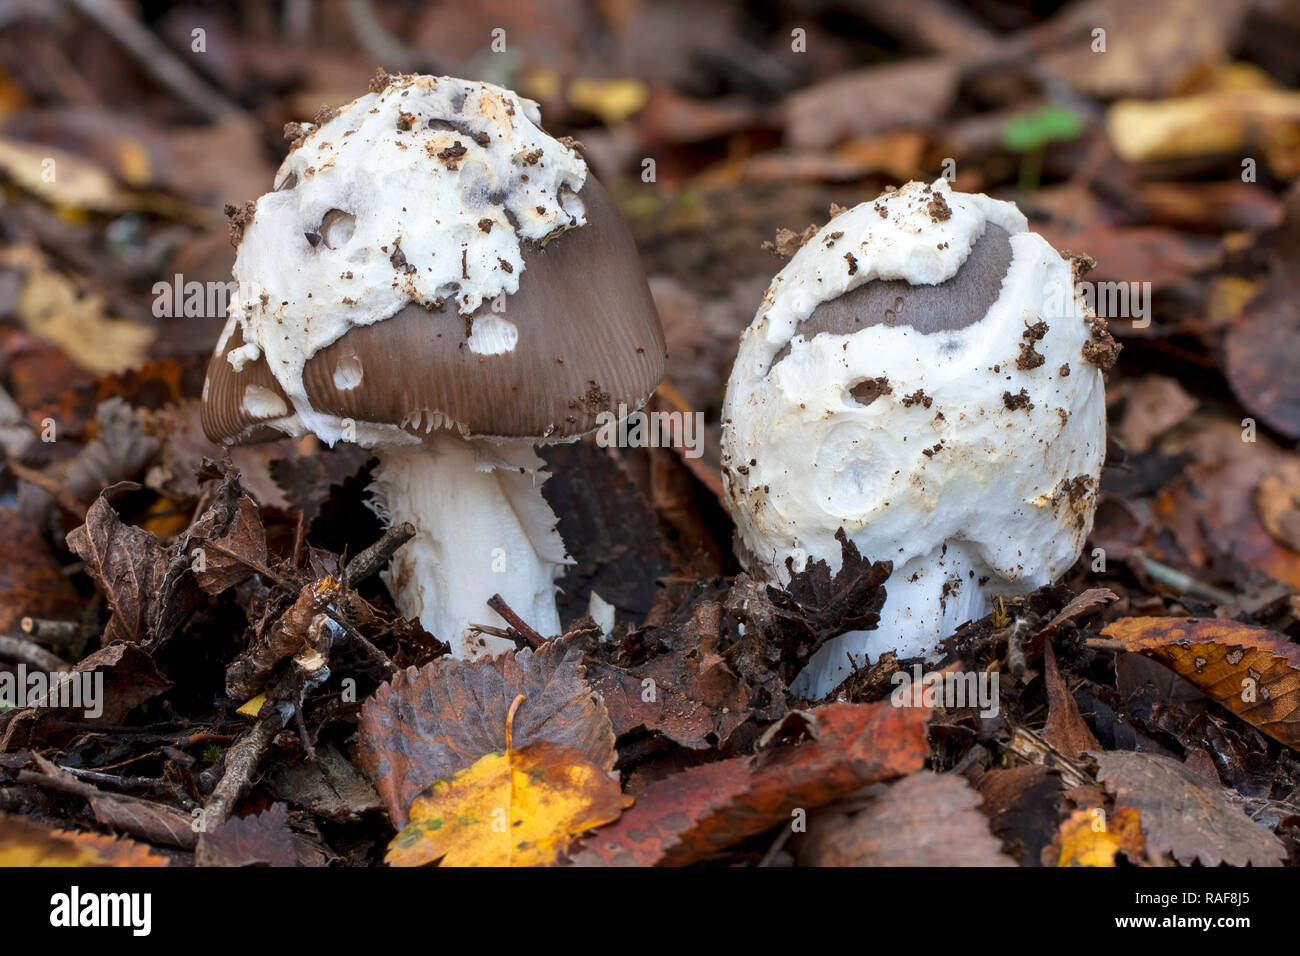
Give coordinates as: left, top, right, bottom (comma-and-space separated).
201, 73, 665, 658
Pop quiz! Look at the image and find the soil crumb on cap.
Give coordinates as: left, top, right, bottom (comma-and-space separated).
224, 200, 258, 247
762, 224, 819, 259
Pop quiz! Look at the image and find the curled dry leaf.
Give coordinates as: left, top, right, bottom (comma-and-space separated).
1, 643, 172, 750
1101, 616, 1300, 748
1042, 640, 1101, 761
570, 700, 929, 867
358, 636, 615, 827
1093, 750, 1285, 867
0, 812, 167, 867
799, 771, 1013, 867
1050, 807, 1145, 867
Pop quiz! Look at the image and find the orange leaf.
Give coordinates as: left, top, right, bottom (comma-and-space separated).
0, 812, 168, 866
1102, 616, 1300, 747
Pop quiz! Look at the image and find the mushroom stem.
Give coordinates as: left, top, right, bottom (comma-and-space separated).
368, 435, 569, 659
790, 541, 1002, 698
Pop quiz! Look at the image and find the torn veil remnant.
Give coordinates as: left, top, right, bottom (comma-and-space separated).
202, 73, 665, 659
721, 179, 1111, 699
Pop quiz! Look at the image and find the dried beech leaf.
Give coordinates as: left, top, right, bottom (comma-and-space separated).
1094, 750, 1285, 867
571, 700, 928, 867
358, 636, 615, 827
1102, 616, 1300, 748
799, 772, 1012, 867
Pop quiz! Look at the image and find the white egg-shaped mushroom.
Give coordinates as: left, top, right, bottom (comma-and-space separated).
721, 179, 1115, 699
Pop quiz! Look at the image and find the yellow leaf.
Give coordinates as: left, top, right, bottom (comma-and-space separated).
566, 78, 648, 125
0, 813, 168, 867
386, 694, 630, 867
1053, 807, 1145, 867
1107, 89, 1300, 170
237, 694, 268, 717
0, 138, 131, 212
1, 244, 153, 374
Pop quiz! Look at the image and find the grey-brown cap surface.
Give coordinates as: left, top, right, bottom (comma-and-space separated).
202, 176, 665, 445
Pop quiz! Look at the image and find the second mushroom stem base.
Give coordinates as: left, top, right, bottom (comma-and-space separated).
791, 540, 1010, 699
368, 434, 570, 659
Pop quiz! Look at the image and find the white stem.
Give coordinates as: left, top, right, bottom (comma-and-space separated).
369, 435, 569, 659
790, 541, 996, 699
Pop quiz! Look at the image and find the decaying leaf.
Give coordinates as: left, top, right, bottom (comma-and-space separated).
268, 744, 384, 822
0, 642, 172, 750
1102, 616, 1300, 748
67, 466, 266, 650
359, 636, 615, 827
571, 700, 929, 866
0, 507, 81, 632
799, 771, 1012, 867
0, 812, 167, 866
196, 803, 300, 867
387, 696, 630, 866
1226, 268, 1300, 440
1117, 376, 1198, 454
1050, 807, 1145, 867
586, 596, 753, 748
1094, 750, 1285, 867
1255, 471, 1300, 552
782, 58, 959, 150
977, 765, 1064, 866
1042, 640, 1102, 761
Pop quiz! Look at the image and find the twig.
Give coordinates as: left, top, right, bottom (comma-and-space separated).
757, 824, 795, 867
486, 594, 546, 648
1135, 555, 1236, 606
6, 460, 84, 518
319, 605, 394, 674
343, 522, 415, 587
0, 635, 70, 672
20, 617, 80, 648
341, 0, 418, 71
201, 710, 283, 828
66, 0, 242, 120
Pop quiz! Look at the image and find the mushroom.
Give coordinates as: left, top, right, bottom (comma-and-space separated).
201, 73, 665, 659
721, 179, 1114, 699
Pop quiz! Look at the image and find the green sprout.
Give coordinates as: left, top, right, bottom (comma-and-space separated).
202, 744, 223, 763
1001, 104, 1084, 195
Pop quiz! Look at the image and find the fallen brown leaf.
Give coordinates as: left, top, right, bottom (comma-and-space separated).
1101, 616, 1300, 748
571, 700, 929, 866
1042, 640, 1102, 760
1094, 750, 1285, 866
358, 636, 615, 827
799, 771, 1012, 867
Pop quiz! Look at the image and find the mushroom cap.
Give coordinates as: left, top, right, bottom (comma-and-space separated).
200, 73, 665, 447
202, 176, 664, 444
721, 179, 1109, 628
